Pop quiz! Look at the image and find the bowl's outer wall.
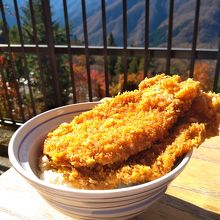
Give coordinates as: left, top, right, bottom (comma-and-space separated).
8, 101, 192, 218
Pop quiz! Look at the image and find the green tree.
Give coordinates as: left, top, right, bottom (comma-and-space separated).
0, 20, 6, 43
108, 32, 115, 46
107, 33, 117, 76
128, 57, 138, 73
217, 78, 220, 93
138, 57, 155, 76
73, 35, 82, 45
138, 57, 144, 72
9, 0, 70, 111
115, 57, 123, 75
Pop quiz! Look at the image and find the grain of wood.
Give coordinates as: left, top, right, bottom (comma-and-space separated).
0, 134, 220, 219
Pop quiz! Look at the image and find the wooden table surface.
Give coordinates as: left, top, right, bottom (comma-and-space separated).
0, 135, 220, 220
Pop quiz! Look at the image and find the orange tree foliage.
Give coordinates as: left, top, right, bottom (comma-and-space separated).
0, 54, 22, 119
72, 56, 105, 101
110, 72, 143, 96
193, 62, 213, 91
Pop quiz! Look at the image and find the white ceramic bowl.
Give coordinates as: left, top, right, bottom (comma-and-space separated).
8, 102, 192, 219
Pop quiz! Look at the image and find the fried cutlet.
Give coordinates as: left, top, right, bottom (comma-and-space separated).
43, 74, 201, 168
53, 121, 205, 190
183, 90, 220, 137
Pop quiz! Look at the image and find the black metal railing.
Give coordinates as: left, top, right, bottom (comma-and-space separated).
0, 0, 219, 126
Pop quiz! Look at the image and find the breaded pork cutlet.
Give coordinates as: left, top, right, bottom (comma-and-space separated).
54, 121, 205, 190
46, 89, 220, 190
184, 91, 220, 137
43, 74, 200, 168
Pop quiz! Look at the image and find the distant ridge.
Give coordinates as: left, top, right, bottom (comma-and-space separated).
2, 0, 219, 48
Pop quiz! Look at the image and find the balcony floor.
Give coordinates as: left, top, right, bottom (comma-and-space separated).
0, 125, 14, 175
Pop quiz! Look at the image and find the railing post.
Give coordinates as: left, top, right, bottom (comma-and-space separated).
29, 0, 47, 109
213, 41, 220, 92
13, 0, 36, 116
122, 0, 128, 89
0, 64, 14, 122
101, 0, 109, 97
0, 0, 25, 122
63, 0, 77, 103
41, 0, 62, 106
166, 0, 174, 75
144, 0, 150, 78
189, 0, 200, 78
81, 0, 93, 101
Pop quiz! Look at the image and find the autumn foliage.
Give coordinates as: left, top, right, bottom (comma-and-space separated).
193, 62, 213, 91
0, 55, 21, 120
110, 72, 143, 96
0, 51, 216, 122
72, 56, 106, 101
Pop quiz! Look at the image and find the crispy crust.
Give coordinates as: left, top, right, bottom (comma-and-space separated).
40, 74, 220, 190
51, 121, 205, 190
43, 74, 200, 168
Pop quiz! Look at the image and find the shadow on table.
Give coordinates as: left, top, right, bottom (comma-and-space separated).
132, 194, 220, 220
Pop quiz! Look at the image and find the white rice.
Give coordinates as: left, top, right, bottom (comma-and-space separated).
39, 156, 134, 189
39, 155, 71, 188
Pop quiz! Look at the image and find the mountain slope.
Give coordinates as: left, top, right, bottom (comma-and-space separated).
69, 0, 219, 48
157, 0, 220, 48
2, 0, 220, 48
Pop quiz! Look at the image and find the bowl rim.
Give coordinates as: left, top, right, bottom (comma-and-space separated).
8, 102, 193, 195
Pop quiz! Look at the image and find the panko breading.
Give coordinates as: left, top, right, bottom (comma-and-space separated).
47, 121, 205, 190
39, 74, 220, 190
183, 90, 220, 137
43, 74, 200, 168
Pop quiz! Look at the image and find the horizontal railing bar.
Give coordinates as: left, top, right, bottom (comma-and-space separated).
0, 118, 23, 127
0, 44, 218, 59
